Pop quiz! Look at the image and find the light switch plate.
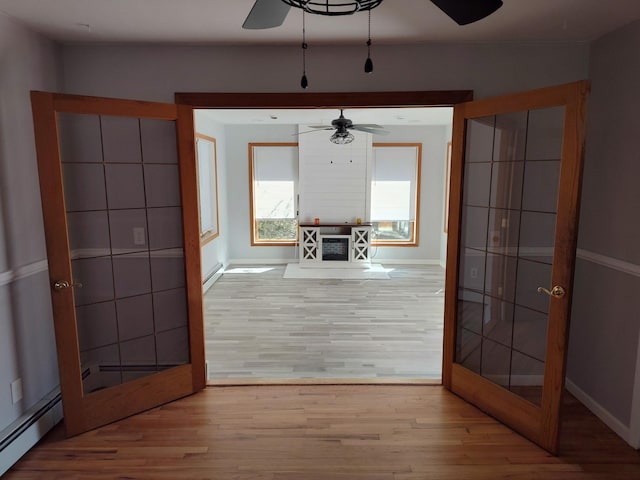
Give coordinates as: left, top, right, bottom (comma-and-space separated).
133, 227, 146, 245
11, 378, 23, 404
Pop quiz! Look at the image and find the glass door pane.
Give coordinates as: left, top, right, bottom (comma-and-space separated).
59, 113, 190, 395
455, 106, 565, 407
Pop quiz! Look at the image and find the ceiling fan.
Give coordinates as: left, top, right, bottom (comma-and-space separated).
243, 0, 504, 30
300, 109, 389, 144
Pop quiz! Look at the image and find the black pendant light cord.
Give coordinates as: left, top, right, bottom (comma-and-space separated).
364, 9, 374, 73
300, 10, 309, 89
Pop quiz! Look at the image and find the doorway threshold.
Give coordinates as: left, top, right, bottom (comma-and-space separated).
207, 377, 441, 386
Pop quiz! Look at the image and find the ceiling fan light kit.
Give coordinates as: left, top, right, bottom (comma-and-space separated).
330, 131, 355, 144
302, 109, 387, 144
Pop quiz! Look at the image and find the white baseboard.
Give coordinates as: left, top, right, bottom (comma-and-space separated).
370, 259, 443, 265
0, 388, 63, 476
565, 379, 634, 448
229, 258, 444, 267
228, 258, 294, 266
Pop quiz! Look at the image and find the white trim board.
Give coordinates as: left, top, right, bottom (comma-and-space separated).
577, 249, 640, 277
0, 260, 48, 288
368, 259, 443, 265
228, 258, 295, 265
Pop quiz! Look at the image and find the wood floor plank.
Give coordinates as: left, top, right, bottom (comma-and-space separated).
205, 265, 445, 380
6, 385, 640, 479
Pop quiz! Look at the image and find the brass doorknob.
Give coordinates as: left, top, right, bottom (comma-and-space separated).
537, 285, 565, 298
53, 280, 83, 290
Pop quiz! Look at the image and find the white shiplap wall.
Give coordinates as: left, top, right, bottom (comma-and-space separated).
298, 126, 372, 224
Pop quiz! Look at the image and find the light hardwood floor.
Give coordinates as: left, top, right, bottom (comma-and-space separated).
204, 264, 445, 381
7, 385, 640, 479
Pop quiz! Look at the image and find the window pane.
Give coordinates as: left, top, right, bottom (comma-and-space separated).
370, 144, 420, 245
255, 181, 295, 219
256, 219, 298, 241
197, 139, 213, 232
250, 144, 299, 244
372, 221, 413, 242
371, 181, 411, 220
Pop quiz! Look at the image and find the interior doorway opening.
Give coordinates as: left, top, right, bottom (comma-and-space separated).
177, 92, 465, 384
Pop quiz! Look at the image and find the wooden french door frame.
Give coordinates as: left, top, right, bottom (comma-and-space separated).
174, 89, 472, 385
442, 81, 590, 453
31, 91, 206, 436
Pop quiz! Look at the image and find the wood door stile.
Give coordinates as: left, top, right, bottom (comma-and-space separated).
177, 104, 207, 390
540, 81, 590, 448
30, 91, 205, 436
443, 81, 590, 454
31, 92, 84, 430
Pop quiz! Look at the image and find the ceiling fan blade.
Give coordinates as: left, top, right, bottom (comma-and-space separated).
352, 126, 389, 135
352, 123, 384, 129
294, 130, 328, 136
307, 125, 334, 129
242, 0, 291, 30
430, 0, 503, 26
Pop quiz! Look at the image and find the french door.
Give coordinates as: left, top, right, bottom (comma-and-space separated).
443, 81, 589, 453
31, 92, 205, 436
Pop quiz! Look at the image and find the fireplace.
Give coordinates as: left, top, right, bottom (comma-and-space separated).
322, 236, 350, 261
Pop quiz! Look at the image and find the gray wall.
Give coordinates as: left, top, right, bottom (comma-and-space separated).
225, 124, 299, 263
13, 12, 640, 449
61, 43, 589, 102
0, 15, 61, 430
566, 20, 640, 439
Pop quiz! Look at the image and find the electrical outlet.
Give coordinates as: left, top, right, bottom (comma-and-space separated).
470, 267, 478, 279
11, 378, 23, 404
133, 227, 146, 245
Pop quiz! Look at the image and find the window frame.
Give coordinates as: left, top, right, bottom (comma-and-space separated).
248, 142, 299, 246
370, 142, 422, 247
195, 133, 219, 246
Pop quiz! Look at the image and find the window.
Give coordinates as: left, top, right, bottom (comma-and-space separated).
249, 143, 299, 245
370, 143, 421, 246
196, 133, 219, 246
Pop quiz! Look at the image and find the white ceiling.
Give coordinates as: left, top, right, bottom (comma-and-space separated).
1, 0, 639, 46
201, 107, 453, 126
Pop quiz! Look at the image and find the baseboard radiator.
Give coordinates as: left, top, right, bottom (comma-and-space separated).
203, 262, 224, 293
0, 387, 63, 476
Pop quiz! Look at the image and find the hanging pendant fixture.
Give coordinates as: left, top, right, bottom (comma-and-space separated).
300, 10, 309, 89
364, 9, 373, 73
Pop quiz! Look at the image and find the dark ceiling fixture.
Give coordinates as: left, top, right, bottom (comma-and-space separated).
243, 0, 503, 30
282, 0, 383, 16
430, 0, 504, 26
242, 0, 503, 88
298, 109, 388, 145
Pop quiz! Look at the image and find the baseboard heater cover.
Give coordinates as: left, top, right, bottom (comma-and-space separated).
0, 387, 63, 476
203, 262, 224, 293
